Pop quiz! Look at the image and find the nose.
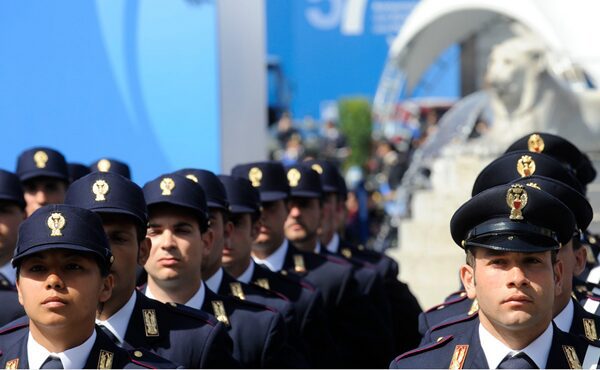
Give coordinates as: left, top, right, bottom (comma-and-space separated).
158, 229, 177, 251
507, 264, 530, 288
288, 205, 301, 218
45, 272, 65, 290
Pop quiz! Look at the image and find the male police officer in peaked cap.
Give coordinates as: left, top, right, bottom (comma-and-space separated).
90, 159, 132, 180
0, 204, 177, 369
16, 147, 69, 216
65, 172, 238, 368
391, 183, 600, 369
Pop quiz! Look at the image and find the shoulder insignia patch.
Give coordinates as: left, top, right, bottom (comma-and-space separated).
5, 358, 18, 369
97, 350, 114, 369
394, 335, 454, 361
255, 278, 270, 290
142, 309, 159, 337
211, 300, 230, 327
229, 282, 246, 300
583, 318, 598, 341
467, 299, 479, 315
449, 344, 469, 370
341, 248, 352, 259
562, 345, 581, 369
293, 254, 306, 273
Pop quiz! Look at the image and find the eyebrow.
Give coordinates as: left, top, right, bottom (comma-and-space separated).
148, 222, 193, 228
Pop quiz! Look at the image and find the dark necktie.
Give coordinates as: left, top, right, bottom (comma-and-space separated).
98, 324, 121, 346
497, 352, 538, 369
40, 355, 63, 369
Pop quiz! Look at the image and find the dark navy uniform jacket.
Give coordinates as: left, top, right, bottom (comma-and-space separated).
250, 263, 339, 368
284, 242, 394, 368
0, 320, 178, 369
201, 286, 299, 368
418, 290, 475, 337
391, 315, 600, 369
121, 290, 238, 368
0, 275, 25, 327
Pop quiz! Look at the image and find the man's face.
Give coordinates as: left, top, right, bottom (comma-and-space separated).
145, 206, 208, 283
556, 239, 586, 294
223, 213, 257, 268
255, 200, 288, 248
100, 214, 149, 304
23, 177, 67, 216
319, 193, 338, 242
0, 202, 25, 263
202, 209, 232, 274
285, 197, 322, 245
17, 249, 112, 330
461, 248, 561, 333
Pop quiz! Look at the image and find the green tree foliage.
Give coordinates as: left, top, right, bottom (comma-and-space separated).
339, 98, 372, 170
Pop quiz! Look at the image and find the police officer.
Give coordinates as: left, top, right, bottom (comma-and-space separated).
0, 170, 26, 325
89, 159, 132, 180
0, 204, 177, 368
142, 173, 296, 368
67, 163, 91, 184
391, 183, 600, 369
16, 147, 69, 216
64, 172, 238, 368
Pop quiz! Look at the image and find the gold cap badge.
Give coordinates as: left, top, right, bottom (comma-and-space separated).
185, 174, 198, 183
506, 184, 528, 220
248, 167, 262, 187
47, 213, 66, 237
516, 155, 536, 177
311, 164, 323, 174
288, 168, 301, 187
33, 150, 49, 169
160, 177, 175, 196
97, 159, 111, 172
142, 309, 159, 337
92, 180, 110, 201
527, 134, 545, 153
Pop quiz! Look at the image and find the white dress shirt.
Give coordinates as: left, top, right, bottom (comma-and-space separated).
237, 261, 255, 284
553, 298, 575, 333
325, 233, 341, 254
479, 322, 553, 369
95, 291, 137, 345
252, 239, 289, 272
145, 282, 206, 309
205, 267, 224, 293
28, 328, 97, 369
0, 261, 16, 286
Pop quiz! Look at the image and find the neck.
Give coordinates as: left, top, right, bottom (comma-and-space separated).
553, 284, 573, 317
252, 237, 284, 259
320, 230, 335, 247
479, 310, 550, 350
29, 318, 94, 353
292, 235, 318, 253
147, 275, 201, 305
97, 287, 133, 321
203, 263, 221, 283
224, 258, 251, 279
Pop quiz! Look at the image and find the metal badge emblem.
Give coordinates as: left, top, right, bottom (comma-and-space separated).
467, 299, 479, 315
92, 180, 110, 201
287, 168, 301, 187
248, 167, 263, 187
255, 278, 270, 290
142, 309, 160, 337
341, 248, 352, 259
211, 300, 230, 327
293, 254, 306, 273
449, 345, 469, 370
47, 213, 66, 237
562, 345, 581, 369
526, 182, 541, 190
230, 282, 246, 300
527, 134, 545, 153
97, 159, 111, 172
160, 178, 175, 196
97, 350, 114, 369
583, 318, 598, 341
506, 184, 528, 220
5, 359, 19, 370
516, 155, 536, 177
311, 164, 323, 174
185, 174, 198, 183
33, 150, 49, 169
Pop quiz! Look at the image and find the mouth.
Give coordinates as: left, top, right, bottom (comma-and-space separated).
502, 294, 533, 305
158, 257, 180, 266
42, 296, 67, 308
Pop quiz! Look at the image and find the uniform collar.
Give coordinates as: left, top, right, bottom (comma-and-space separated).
95, 291, 137, 345
315, 241, 322, 254
237, 261, 255, 284
252, 239, 288, 272
0, 261, 16, 286
325, 233, 340, 254
479, 321, 552, 369
553, 298, 574, 333
183, 281, 205, 309
205, 267, 224, 293
28, 327, 97, 369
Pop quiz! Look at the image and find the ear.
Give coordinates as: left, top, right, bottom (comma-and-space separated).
201, 228, 215, 259
16, 278, 24, 306
554, 259, 564, 297
224, 220, 234, 241
137, 237, 151, 266
250, 219, 261, 239
573, 245, 588, 276
460, 264, 477, 300
98, 274, 114, 304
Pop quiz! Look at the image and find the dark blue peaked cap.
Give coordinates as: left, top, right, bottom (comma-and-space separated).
0, 170, 26, 209
505, 132, 596, 186
68, 163, 91, 184
509, 175, 592, 232
16, 147, 68, 182
65, 172, 148, 231
218, 175, 261, 214
143, 173, 209, 227
231, 161, 290, 202
174, 169, 228, 210
286, 164, 323, 199
451, 183, 575, 253
303, 159, 341, 193
12, 204, 113, 270
472, 151, 584, 196
90, 158, 132, 180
